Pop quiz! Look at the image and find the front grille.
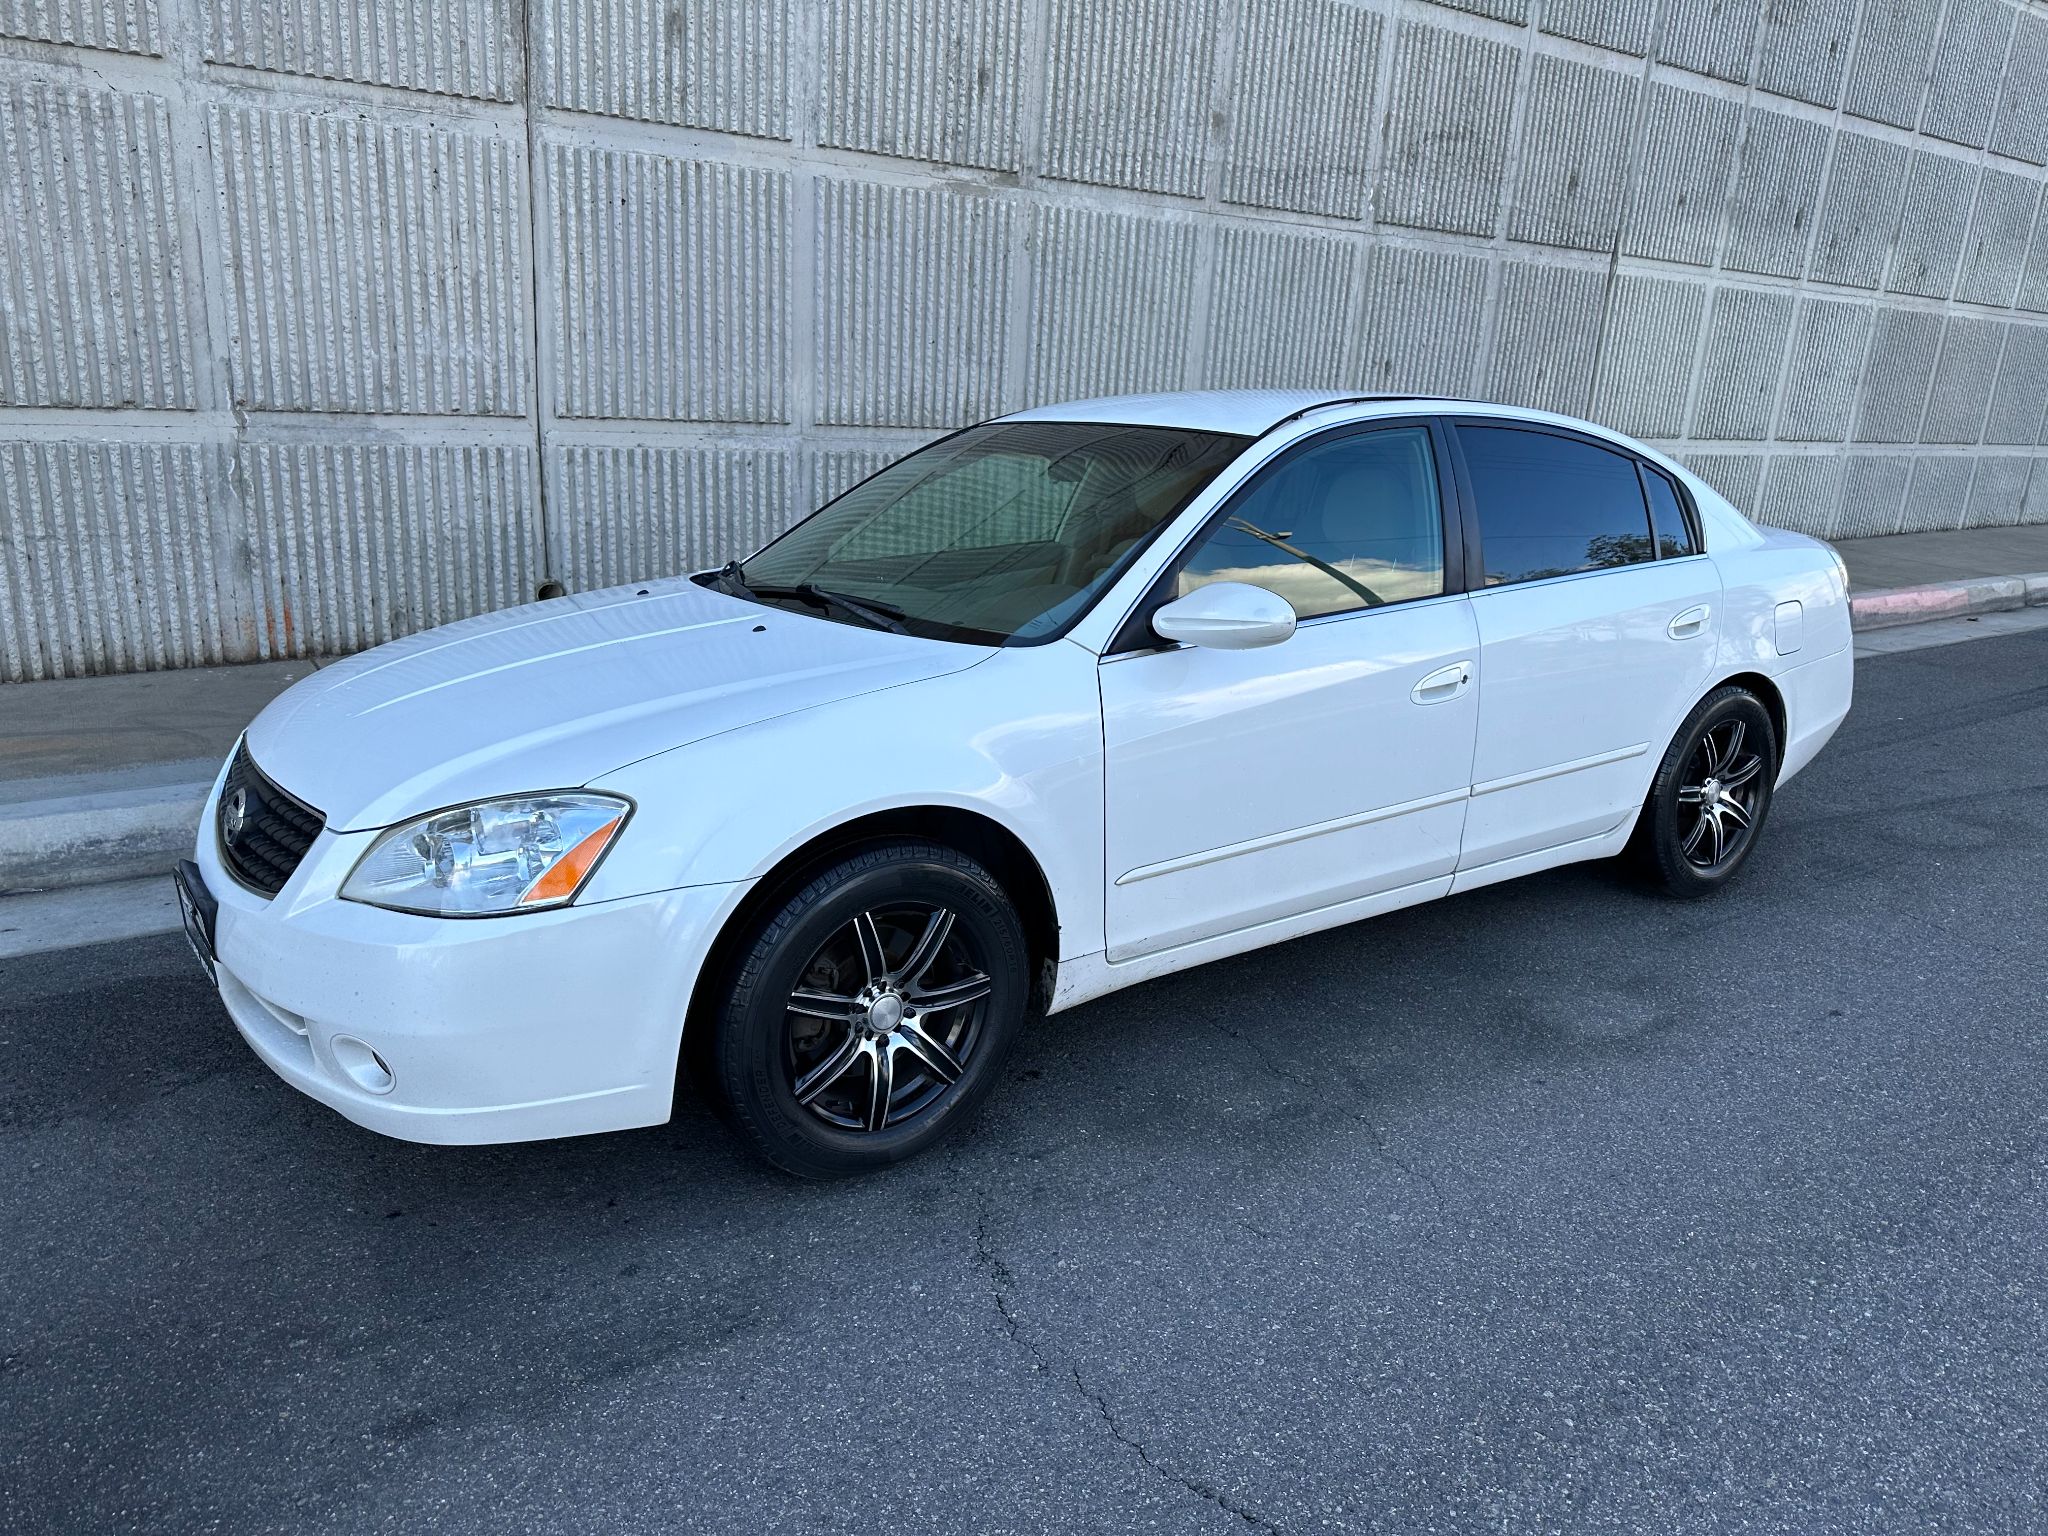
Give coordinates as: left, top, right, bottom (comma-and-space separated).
217, 741, 326, 898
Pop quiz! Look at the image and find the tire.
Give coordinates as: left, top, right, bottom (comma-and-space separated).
709, 840, 1031, 1178
1632, 685, 1780, 899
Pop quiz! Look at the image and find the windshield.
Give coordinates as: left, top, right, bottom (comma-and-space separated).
731, 421, 1251, 644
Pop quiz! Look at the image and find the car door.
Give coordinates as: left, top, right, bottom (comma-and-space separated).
1098, 419, 1480, 962
1450, 420, 1722, 873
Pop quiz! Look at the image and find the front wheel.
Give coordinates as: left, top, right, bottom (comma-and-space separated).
708, 841, 1031, 1177
1633, 685, 1779, 898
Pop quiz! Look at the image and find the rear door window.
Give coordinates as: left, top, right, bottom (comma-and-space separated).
1457, 425, 1658, 587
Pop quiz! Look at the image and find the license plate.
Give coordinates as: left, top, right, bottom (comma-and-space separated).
173, 859, 218, 984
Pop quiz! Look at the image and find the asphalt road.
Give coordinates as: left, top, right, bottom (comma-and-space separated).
5, 630, 2046, 1535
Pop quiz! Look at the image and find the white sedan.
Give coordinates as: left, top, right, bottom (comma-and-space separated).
175, 391, 1852, 1176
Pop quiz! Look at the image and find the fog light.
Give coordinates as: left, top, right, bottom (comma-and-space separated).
330, 1035, 395, 1095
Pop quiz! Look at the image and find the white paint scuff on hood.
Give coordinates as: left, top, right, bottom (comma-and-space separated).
244, 577, 991, 831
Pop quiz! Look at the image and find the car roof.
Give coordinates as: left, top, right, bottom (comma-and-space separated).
992, 390, 1735, 522
989, 388, 1658, 438
998, 389, 1406, 436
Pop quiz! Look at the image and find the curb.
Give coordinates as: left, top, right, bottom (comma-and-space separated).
4, 575, 2046, 900
1848, 570, 2048, 631
0, 762, 212, 898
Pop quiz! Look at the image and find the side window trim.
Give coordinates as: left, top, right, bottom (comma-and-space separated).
1446, 416, 1688, 593
1105, 415, 1462, 655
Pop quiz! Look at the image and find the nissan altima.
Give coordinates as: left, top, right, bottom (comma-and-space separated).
175, 392, 1852, 1176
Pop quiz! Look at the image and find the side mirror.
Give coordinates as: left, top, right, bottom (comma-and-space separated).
1150, 582, 1298, 650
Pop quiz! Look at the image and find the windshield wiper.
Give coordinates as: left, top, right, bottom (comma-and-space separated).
710, 560, 755, 598
749, 581, 910, 634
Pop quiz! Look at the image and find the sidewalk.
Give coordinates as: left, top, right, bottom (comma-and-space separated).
3, 523, 2046, 898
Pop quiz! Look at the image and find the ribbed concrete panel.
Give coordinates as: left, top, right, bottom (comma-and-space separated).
240, 442, 539, 659
1223, 0, 1379, 218
1920, 317, 2004, 444
203, 0, 516, 101
547, 444, 793, 589
1985, 323, 2048, 446
0, 84, 193, 409
1854, 308, 1942, 443
1421, 0, 1527, 20
1205, 225, 1355, 390
1589, 274, 1707, 440
1993, 14, 2048, 164
1682, 453, 1765, 510
1955, 170, 2042, 309
550, 146, 788, 423
1922, 0, 2015, 150
1509, 56, 1637, 254
2022, 218, 2048, 314
0, 440, 243, 681
0, 0, 158, 55
1808, 132, 1910, 289
1539, 0, 1657, 56
1755, 0, 1856, 108
1042, 0, 1219, 197
1658, 0, 1758, 84
1419, 0, 1526, 21
1885, 153, 1974, 299
1722, 110, 1829, 279
1355, 243, 1487, 395
1379, 24, 1519, 239
1623, 84, 1741, 267
1029, 204, 1196, 403
1831, 453, 1912, 539
1775, 298, 1872, 443
816, 179, 1011, 427
1755, 455, 1842, 536
1963, 455, 2033, 528
818, 0, 1023, 171
1843, 0, 1943, 129
1692, 287, 1794, 442
1487, 261, 1605, 416
1898, 454, 1972, 532
211, 105, 524, 416
537, 0, 790, 138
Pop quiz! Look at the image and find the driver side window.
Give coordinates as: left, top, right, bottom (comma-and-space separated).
1175, 425, 1446, 619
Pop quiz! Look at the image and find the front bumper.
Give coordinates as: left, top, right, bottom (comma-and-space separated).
192, 773, 747, 1145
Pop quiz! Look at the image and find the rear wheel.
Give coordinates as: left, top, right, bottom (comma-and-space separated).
709, 841, 1030, 1177
1634, 686, 1779, 898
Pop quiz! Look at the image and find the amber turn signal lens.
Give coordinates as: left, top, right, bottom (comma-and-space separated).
518, 817, 622, 907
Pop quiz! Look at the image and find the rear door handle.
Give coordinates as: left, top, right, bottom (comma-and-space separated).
1412, 661, 1473, 704
1668, 605, 1710, 639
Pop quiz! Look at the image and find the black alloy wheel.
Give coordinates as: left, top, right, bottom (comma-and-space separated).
1634, 685, 1780, 898
708, 841, 1030, 1177
783, 902, 992, 1133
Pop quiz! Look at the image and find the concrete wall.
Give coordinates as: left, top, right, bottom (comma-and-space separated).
3, 0, 2047, 680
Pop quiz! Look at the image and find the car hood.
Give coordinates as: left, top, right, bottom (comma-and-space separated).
244, 577, 990, 831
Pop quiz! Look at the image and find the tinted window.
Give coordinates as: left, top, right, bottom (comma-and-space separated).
738, 421, 1248, 645
1640, 464, 1699, 558
1175, 426, 1445, 619
1460, 426, 1656, 587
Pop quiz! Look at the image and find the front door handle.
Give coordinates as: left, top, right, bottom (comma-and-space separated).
1412, 661, 1473, 704
1668, 605, 1710, 639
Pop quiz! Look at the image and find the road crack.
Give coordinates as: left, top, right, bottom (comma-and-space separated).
1068, 1364, 1281, 1531
971, 1196, 1284, 1532
1210, 1020, 1450, 1239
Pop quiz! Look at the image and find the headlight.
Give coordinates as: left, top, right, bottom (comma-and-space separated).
341, 793, 631, 916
